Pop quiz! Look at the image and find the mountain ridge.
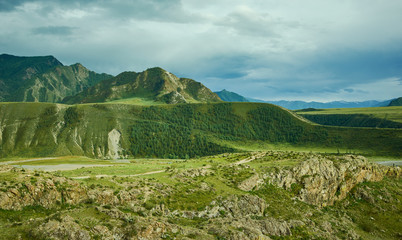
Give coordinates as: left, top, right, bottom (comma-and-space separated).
63, 67, 222, 104
0, 54, 113, 102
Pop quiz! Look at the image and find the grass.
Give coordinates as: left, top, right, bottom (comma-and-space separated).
103, 97, 165, 106
296, 106, 402, 123
0, 206, 56, 240
333, 177, 402, 240
217, 139, 366, 155
60, 156, 228, 177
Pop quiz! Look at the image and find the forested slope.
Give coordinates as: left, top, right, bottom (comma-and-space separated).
0, 102, 401, 159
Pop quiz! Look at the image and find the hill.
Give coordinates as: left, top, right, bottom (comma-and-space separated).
0, 54, 112, 102
0, 102, 400, 159
63, 67, 222, 104
214, 89, 249, 102
246, 98, 391, 110
388, 97, 402, 106
296, 106, 402, 128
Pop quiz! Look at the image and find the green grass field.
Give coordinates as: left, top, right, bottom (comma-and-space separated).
296, 106, 402, 123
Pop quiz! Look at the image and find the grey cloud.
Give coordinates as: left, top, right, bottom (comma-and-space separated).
0, 0, 31, 11
19, 0, 195, 23
101, 0, 192, 22
343, 88, 354, 93
32, 26, 76, 36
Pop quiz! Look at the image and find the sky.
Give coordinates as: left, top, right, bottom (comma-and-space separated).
1, 0, 402, 102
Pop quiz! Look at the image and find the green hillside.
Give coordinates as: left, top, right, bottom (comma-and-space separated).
296, 106, 402, 129
63, 67, 222, 104
0, 54, 112, 102
0, 102, 400, 159
215, 89, 249, 102
388, 97, 402, 106
300, 113, 402, 129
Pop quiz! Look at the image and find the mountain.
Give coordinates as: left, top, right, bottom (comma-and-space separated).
388, 97, 402, 106
214, 89, 249, 102
214, 89, 391, 109
0, 54, 112, 102
0, 54, 62, 101
62, 67, 222, 104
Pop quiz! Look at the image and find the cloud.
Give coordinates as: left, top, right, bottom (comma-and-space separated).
32, 26, 75, 36
343, 89, 354, 93
1, 0, 402, 101
216, 6, 277, 37
0, 0, 29, 12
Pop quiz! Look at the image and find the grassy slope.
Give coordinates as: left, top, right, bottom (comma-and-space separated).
296, 106, 402, 123
0, 102, 401, 158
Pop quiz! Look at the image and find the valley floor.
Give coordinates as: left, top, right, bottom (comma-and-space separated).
0, 151, 401, 239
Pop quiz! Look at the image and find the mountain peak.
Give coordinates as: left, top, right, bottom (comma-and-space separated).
63, 68, 221, 104
0, 54, 111, 102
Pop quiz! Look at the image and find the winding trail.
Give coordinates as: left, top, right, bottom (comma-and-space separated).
71, 152, 266, 180
71, 170, 166, 179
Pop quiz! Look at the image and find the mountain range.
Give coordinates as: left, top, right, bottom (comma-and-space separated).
214, 90, 396, 110
1, 54, 400, 109
0, 54, 220, 105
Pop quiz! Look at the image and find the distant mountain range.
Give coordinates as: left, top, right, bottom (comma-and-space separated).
215, 90, 396, 110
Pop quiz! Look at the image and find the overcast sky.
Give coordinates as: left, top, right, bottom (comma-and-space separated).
1, 0, 402, 101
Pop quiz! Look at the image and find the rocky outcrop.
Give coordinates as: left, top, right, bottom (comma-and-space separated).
268, 155, 401, 207
238, 173, 264, 191
33, 215, 91, 240
0, 168, 87, 210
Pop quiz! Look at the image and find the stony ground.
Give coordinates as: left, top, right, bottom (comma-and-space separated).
0, 151, 401, 239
